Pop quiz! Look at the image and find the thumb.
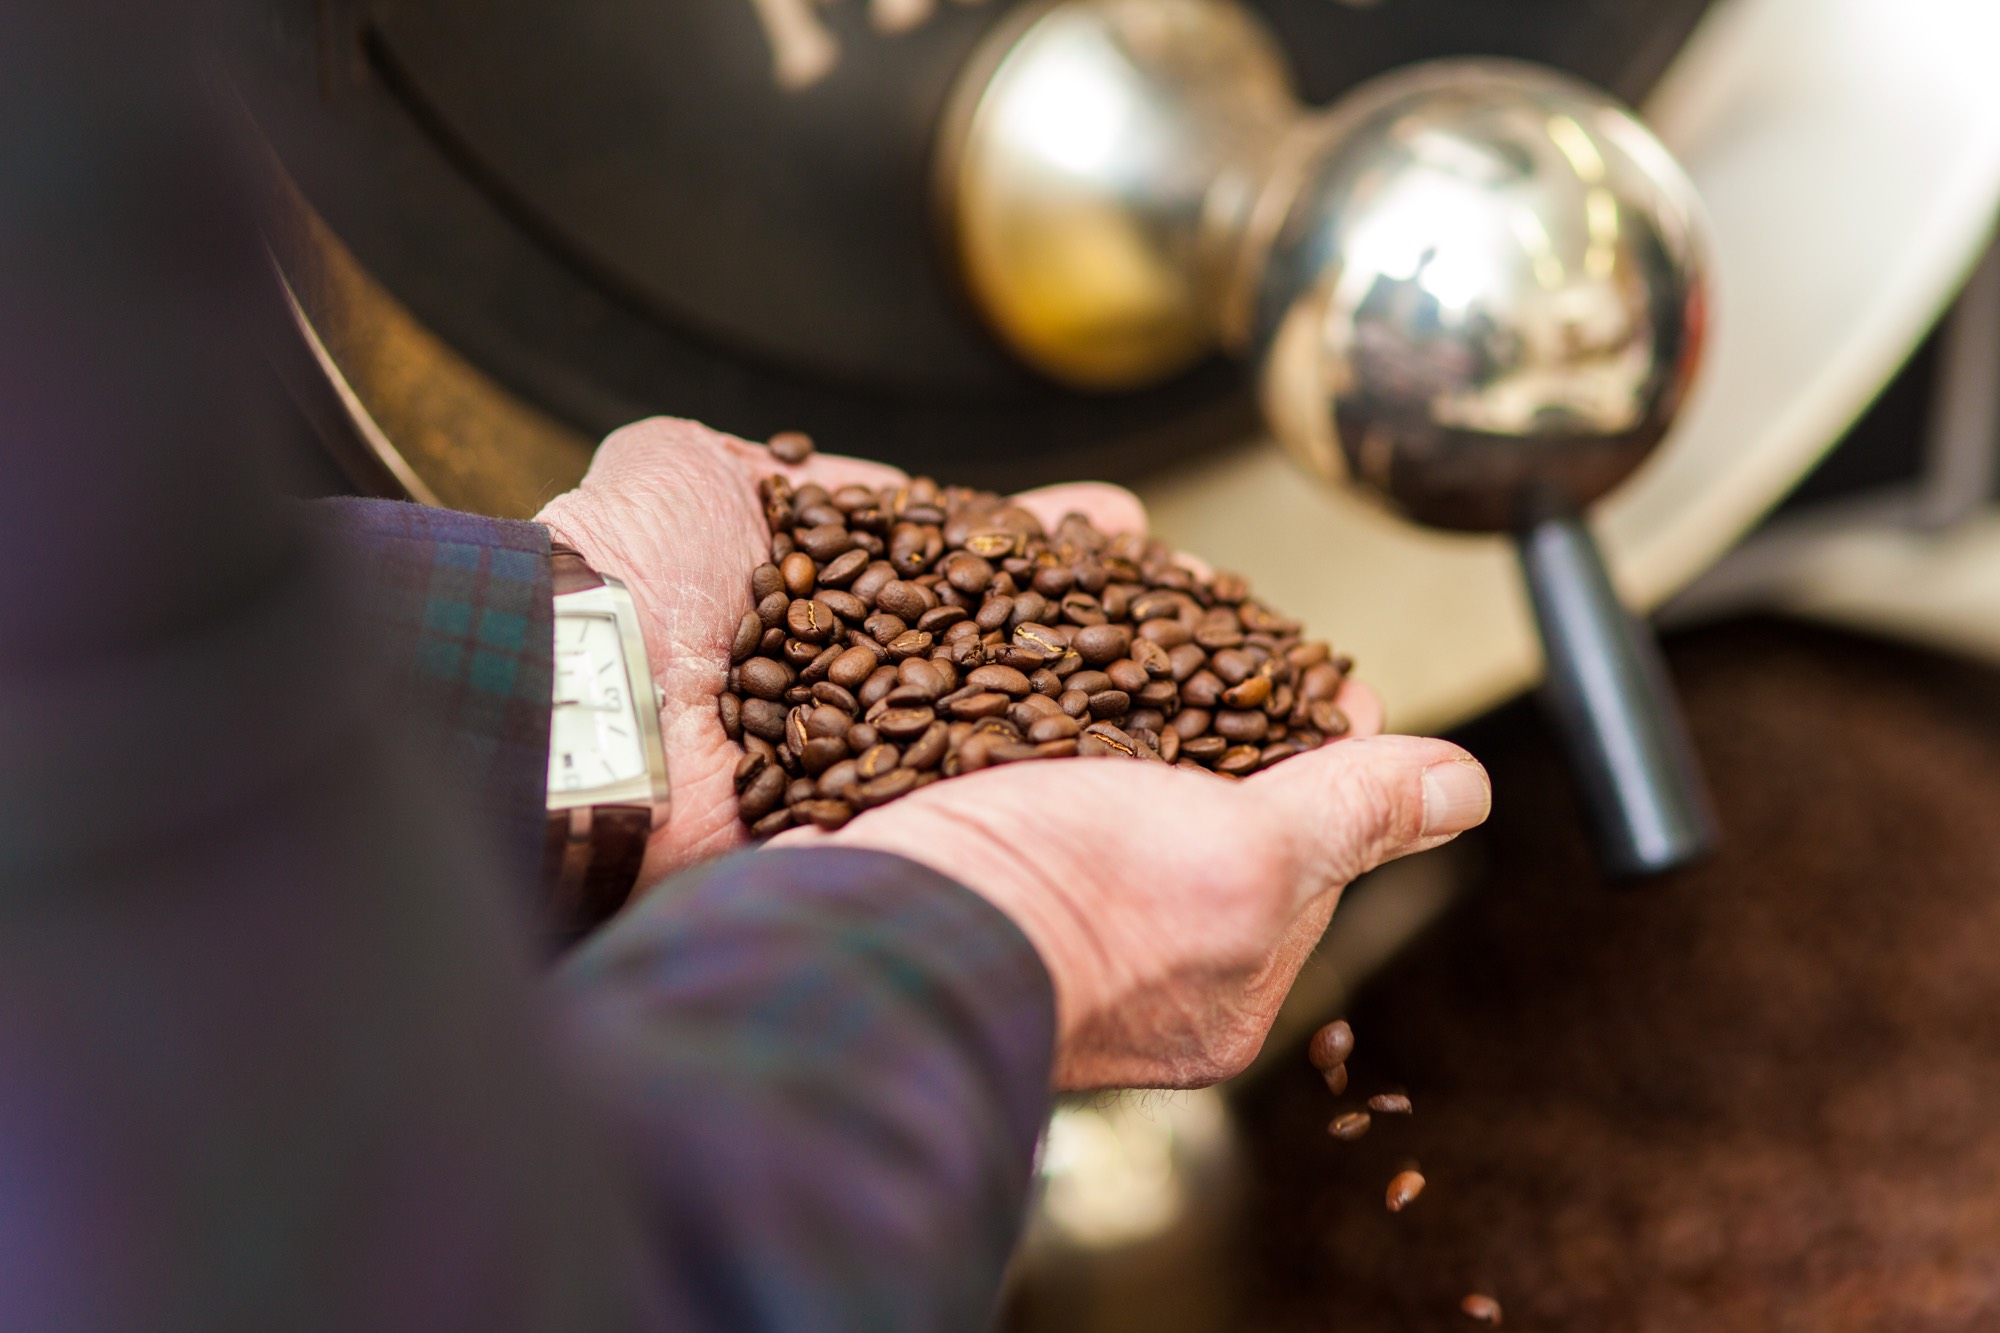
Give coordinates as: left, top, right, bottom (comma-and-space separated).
1245, 735, 1491, 897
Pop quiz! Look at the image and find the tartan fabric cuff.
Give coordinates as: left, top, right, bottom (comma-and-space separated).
307, 498, 554, 880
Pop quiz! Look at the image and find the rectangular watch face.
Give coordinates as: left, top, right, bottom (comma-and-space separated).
549, 612, 648, 794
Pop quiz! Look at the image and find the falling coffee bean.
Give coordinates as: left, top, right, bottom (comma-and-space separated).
1308, 1020, 1354, 1071
1385, 1169, 1426, 1212
1327, 1111, 1371, 1141
1368, 1093, 1413, 1116
1460, 1294, 1503, 1325
1322, 1064, 1349, 1096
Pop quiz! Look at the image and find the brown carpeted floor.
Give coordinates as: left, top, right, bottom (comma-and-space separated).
1236, 619, 2000, 1332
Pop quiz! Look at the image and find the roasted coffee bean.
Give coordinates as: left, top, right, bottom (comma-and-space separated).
1137, 617, 1192, 648
1211, 648, 1256, 685
779, 551, 816, 599
825, 645, 879, 691
1216, 745, 1262, 776
975, 596, 1014, 632
817, 589, 866, 623
1028, 714, 1082, 743
943, 551, 994, 595
1183, 670, 1224, 708
797, 525, 853, 562
1170, 708, 1213, 741
1182, 734, 1227, 763
793, 798, 854, 830
1301, 660, 1345, 701
738, 764, 788, 821
1072, 622, 1129, 666
1459, 1294, 1502, 1325
1136, 679, 1179, 709
1086, 689, 1131, 720
967, 664, 1032, 696
787, 598, 837, 644
1327, 1112, 1371, 1142
945, 691, 1011, 720
817, 759, 861, 804
804, 682, 857, 719
730, 610, 765, 664
1309, 700, 1350, 737
737, 656, 796, 702
1221, 675, 1272, 709
901, 722, 949, 770
780, 638, 822, 668
1322, 1063, 1349, 1096
799, 644, 844, 685
1059, 591, 1106, 626
858, 666, 901, 709
741, 698, 788, 744
1385, 1170, 1425, 1213
874, 579, 927, 621
757, 589, 791, 630
853, 743, 899, 781
751, 562, 785, 601
1368, 1093, 1413, 1115
1106, 659, 1149, 693
749, 808, 795, 838
885, 629, 935, 660
800, 736, 848, 775
1008, 623, 1063, 661
1308, 1020, 1354, 1071
1077, 722, 1144, 758
759, 626, 787, 656
1215, 709, 1269, 744
875, 707, 937, 741
804, 705, 850, 740
812, 548, 867, 588
734, 749, 769, 790
917, 605, 968, 634
718, 692, 742, 741
767, 430, 814, 464
856, 767, 920, 808
785, 776, 817, 806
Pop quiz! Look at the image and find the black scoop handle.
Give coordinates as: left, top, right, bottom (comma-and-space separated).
1515, 513, 1717, 878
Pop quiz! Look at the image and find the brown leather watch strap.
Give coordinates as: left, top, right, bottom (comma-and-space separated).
548, 542, 605, 597
542, 803, 651, 937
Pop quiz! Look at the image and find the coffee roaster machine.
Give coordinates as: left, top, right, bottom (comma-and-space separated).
232, 0, 2000, 1325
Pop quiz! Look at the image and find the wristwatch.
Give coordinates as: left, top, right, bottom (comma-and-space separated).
543, 542, 671, 933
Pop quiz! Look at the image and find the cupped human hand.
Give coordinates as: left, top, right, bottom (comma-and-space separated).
536, 416, 1148, 886
778, 693, 1487, 1089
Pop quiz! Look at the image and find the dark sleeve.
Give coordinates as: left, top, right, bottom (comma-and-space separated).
557, 848, 1056, 1333
0, 10, 1055, 1330
304, 497, 556, 879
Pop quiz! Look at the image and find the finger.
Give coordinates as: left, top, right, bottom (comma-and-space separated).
1010, 481, 1149, 538
1247, 734, 1490, 900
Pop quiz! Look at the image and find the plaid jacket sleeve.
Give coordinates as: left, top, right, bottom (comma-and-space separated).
558, 847, 1057, 1333
305, 497, 555, 878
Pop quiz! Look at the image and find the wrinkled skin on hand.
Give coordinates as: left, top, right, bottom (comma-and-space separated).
542, 416, 1489, 1090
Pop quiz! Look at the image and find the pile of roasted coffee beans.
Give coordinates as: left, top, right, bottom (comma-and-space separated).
719, 434, 1353, 836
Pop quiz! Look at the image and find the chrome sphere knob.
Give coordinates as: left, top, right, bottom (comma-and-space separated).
1254, 60, 1707, 533
943, 2, 1717, 874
